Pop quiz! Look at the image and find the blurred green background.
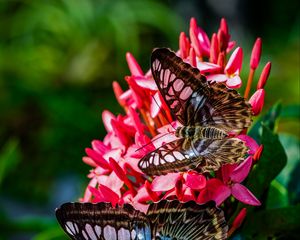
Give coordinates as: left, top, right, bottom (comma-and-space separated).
0, 0, 298, 239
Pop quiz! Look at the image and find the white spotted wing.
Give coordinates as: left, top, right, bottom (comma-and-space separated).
56, 200, 228, 240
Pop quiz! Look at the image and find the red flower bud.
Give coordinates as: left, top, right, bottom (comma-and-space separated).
220, 18, 229, 36
189, 18, 201, 57
210, 33, 219, 64
253, 145, 264, 162
257, 62, 271, 89
126, 52, 144, 76
217, 52, 225, 69
218, 18, 230, 52
249, 89, 265, 116
189, 48, 196, 67
232, 208, 247, 229
113, 81, 126, 108
179, 32, 190, 59
250, 38, 262, 70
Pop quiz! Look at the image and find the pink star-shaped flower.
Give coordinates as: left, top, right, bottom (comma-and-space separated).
207, 47, 243, 88
198, 156, 261, 206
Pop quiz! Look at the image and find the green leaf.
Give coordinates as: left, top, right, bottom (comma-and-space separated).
277, 134, 300, 185
246, 125, 287, 199
229, 125, 287, 225
239, 205, 300, 239
280, 104, 300, 119
277, 134, 300, 204
0, 139, 20, 186
266, 180, 289, 209
249, 101, 282, 143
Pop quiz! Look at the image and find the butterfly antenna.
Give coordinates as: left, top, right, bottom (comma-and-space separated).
151, 94, 176, 131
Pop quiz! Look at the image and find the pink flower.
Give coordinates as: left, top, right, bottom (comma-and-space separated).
151, 172, 206, 201
78, 17, 269, 216
198, 157, 261, 206
189, 18, 210, 58
207, 47, 243, 88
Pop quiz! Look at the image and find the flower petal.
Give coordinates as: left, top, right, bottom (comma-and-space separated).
102, 110, 115, 133
85, 148, 111, 170
145, 180, 160, 202
206, 74, 228, 83
213, 185, 231, 206
226, 75, 242, 88
249, 89, 265, 116
232, 183, 261, 206
185, 173, 206, 190
197, 62, 222, 74
237, 135, 259, 155
134, 76, 158, 91
182, 187, 196, 202
151, 173, 181, 191
126, 52, 144, 76
230, 156, 253, 183
91, 184, 120, 207
225, 47, 243, 75
150, 92, 162, 118
196, 178, 223, 204
222, 163, 237, 183
226, 41, 236, 53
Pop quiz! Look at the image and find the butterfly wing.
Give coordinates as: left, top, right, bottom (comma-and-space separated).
151, 48, 252, 131
56, 202, 151, 240
147, 200, 228, 240
138, 138, 200, 176
138, 137, 247, 175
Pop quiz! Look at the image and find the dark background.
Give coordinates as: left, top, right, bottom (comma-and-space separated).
0, 0, 299, 239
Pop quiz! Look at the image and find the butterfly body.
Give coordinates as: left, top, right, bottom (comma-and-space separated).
175, 126, 228, 140
138, 48, 252, 176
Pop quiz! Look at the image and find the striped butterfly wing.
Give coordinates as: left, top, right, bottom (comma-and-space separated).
151, 48, 252, 131
148, 200, 228, 240
56, 202, 151, 240
138, 137, 247, 176
138, 48, 251, 176
56, 200, 228, 240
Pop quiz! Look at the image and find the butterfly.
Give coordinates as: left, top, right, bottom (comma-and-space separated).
138, 48, 252, 176
56, 200, 228, 240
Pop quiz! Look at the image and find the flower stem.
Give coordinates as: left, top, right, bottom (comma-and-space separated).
244, 68, 255, 99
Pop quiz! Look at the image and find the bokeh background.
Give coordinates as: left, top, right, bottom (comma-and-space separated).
0, 0, 299, 239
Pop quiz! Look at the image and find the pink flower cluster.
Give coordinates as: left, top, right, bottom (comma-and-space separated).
80, 18, 271, 215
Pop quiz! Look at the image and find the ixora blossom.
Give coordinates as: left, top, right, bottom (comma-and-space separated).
81, 17, 270, 234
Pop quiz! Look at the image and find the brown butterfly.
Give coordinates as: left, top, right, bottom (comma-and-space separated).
138, 48, 252, 176
56, 200, 228, 240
